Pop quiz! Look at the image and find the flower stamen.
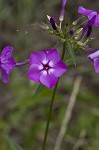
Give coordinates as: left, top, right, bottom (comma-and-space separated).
44, 64, 49, 70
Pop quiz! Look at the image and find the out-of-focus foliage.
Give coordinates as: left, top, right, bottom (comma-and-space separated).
0, 0, 99, 150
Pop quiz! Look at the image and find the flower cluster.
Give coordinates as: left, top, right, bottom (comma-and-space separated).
1, 1, 99, 88
0, 47, 66, 88
78, 6, 99, 73
46, 4, 99, 74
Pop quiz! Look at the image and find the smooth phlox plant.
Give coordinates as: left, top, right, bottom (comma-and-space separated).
1, 1, 99, 149
1, 0, 99, 87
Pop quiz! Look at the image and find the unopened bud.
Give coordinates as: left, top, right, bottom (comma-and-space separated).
47, 15, 57, 30
59, 0, 67, 22
69, 29, 74, 35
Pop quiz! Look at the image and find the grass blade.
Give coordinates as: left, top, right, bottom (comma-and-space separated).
5, 134, 23, 150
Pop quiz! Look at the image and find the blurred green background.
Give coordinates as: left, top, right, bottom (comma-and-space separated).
0, 0, 99, 150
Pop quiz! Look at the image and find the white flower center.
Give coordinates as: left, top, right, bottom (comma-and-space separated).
48, 68, 54, 74
42, 70, 47, 76
49, 61, 54, 67
38, 64, 43, 70
42, 59, 48, 65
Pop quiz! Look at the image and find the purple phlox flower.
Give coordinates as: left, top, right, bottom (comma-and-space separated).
50, 17, 57, 30
79, 15, 96, 39
88, 50, 99, 73
78, 6, 99, 26
0, 46, 16, 83
59, 0, 67, 21
28, 49, 67, 88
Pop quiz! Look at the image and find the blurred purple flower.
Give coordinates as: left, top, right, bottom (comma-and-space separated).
0, 46, 16, 83
28, 49, 67, 88
59, 0, 67, 21
78, 6, 99, 26
88, 50, 99, 73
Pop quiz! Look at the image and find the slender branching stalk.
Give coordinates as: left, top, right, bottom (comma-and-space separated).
42, 41, 66, 150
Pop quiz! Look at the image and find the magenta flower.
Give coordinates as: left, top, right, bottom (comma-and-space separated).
59, 0, 67, 21
0, 46, 16, 83
28, 49, 67, 88
78, 6, 99, 26
88, 50, 99, 73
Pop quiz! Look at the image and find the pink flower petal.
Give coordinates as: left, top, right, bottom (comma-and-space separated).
94, 58, 99, 73
1, 46, 14, 60
45, 49, 60, 65
78, 6, 99, 26
88, 50, 99, 62
78, 6, 96, 16
1, 69, 9, 83
30, 51, 46, 65
94, 14, 99, 26
1, 57, 16, 74
48, 60, 67, 77
28, 64, 42, 82
40, 72, 58, 88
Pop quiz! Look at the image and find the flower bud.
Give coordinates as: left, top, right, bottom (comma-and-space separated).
59, 0, 67, 22
69, 29, 74, 35
47, 15, 57, 30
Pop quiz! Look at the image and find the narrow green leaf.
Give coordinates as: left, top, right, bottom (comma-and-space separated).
33, 83, 44, 97
65, 56, 84, 65
5, 134, 23, 150
66, 42, 76, 66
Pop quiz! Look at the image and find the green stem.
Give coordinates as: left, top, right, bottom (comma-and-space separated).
42, 41, 66, 150
60, 21, 62, 29
42, 81, 59, 150
61, 41, 66, 60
